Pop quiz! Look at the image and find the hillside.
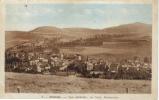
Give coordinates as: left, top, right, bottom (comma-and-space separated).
5, 22, 152, 49
6, 72, 151, 93
103, 22, 151, 36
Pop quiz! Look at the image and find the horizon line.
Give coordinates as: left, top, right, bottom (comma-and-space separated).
5, 22, 152, 32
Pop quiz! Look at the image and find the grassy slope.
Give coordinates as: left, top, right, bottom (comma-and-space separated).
5, 72, 151, 93
5, 23, 152, 49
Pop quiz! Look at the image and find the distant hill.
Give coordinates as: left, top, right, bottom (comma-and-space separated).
30, 26, 62, 34
5, 22, 152, 48
103, 22, 151, 36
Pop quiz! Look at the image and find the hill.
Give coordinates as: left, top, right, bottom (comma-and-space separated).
5, 22, 152, 49
103, 22, 151, 36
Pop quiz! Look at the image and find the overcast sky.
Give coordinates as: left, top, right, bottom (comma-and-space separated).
5, 4, 152, 31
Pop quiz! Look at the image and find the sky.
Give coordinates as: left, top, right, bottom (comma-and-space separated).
5, 4, 152, 31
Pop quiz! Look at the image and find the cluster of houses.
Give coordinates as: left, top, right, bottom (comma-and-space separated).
5, 41, 152, 80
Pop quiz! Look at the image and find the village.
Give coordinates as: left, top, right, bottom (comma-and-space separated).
5, 39, 152, 80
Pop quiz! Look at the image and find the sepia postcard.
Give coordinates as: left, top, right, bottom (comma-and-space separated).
0, 0, 158, 99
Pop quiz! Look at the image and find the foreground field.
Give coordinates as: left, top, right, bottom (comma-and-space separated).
5, 72, 151, 93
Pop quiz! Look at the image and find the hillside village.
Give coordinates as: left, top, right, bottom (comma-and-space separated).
5, 23, 152, 80
5, 38, 152, 80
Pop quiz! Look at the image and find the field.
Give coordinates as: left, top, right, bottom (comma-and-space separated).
60, 44, 151, 56
60, 46, 131, 55
5, 72, 151, 93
